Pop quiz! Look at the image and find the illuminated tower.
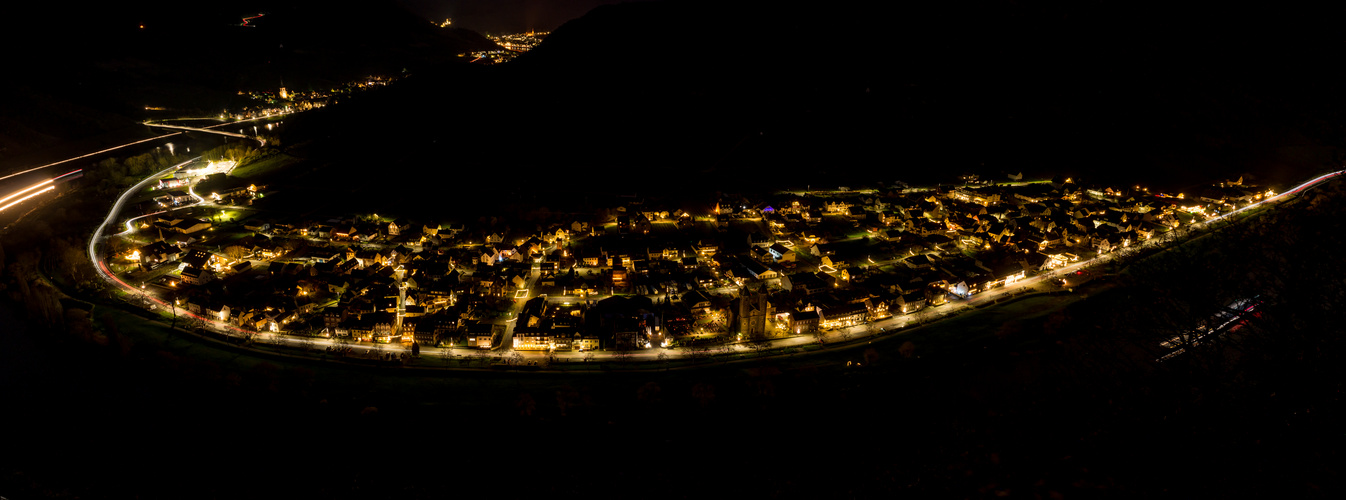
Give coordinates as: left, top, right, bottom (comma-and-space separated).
738, 283, 769, 339
395, 279, 408, 341
394, 265, 408, 341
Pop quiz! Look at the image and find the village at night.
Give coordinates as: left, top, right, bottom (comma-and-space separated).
3, 1, 1345, 498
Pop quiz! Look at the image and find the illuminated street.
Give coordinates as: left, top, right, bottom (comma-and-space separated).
77, 156, 1346, 366
7, 4, 1346, 497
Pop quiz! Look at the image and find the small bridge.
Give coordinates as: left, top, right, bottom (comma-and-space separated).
144, 121, 265, 146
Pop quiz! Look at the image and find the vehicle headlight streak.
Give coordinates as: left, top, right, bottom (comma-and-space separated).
0, 170, 83, 212
119, 210, 168, 236
86, 156, 254, 337
1210, 170, 1344, 222
0, 180, 55, 211
61, 143, 1346, 357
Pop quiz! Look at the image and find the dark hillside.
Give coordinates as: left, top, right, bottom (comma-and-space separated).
280, 0, 1346, 211
0, 0, 497, 165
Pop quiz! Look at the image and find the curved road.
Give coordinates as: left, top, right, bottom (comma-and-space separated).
85, 166, 1346, 367
88, 156, 257, 337
2, 113, 288, 222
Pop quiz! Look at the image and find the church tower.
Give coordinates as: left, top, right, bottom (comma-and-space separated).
738, 283, 769, 339
395, 266, 407, 341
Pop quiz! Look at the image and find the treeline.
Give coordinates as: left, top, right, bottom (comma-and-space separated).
0, 235, 101, 341
202, 134, 281, 163
1093, 184, 1346, 363
82, 149, 185, 198
1, 145, 193, 342
0, 135, 279, 345
193, 136, 284, 194
203, 143, 254, 164
755, 184, 1346, 497
78, 134, 282, 199
1018, 182, 1346, 495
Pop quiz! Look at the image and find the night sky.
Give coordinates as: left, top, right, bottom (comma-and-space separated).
400, 0, 633, 33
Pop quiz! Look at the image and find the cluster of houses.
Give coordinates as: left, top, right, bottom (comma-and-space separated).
115, 173, 1271, 350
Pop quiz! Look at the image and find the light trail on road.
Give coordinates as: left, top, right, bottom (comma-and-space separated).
143, 122, 263, 146
118, 210, 166, 235
78, 156, 1346, 367
1210, 170, 1344, 222
0, 179, 54, 207
2, 112, 289, 184
0, 170, 82, 212
0, 185, 55, 211
92, 158, 197, 238
0, 132, 180, 182
52, 169, 83, 181
89, 156, 260, 338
